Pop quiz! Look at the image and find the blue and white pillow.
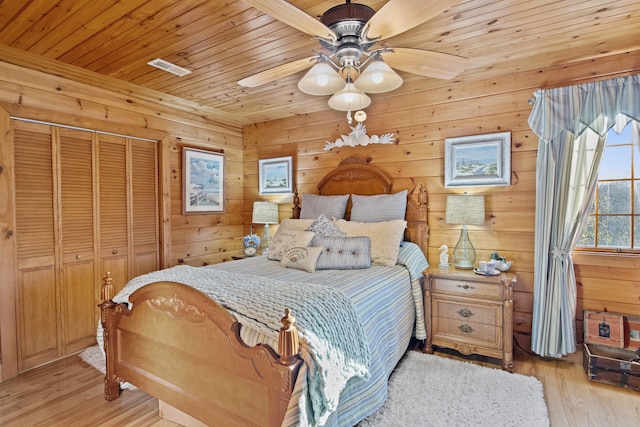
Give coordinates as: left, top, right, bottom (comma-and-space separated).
311, 235, 371, 270
299, 193, 349, 219
350, 190, 407, 222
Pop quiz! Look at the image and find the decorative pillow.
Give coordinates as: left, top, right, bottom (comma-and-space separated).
334, 219, 407, 266
277, 218, 315, 232
350, 190, 408, 222
299, 193, 349, 219
267, 229, 315, 261
280, 246, 324, 273
311, 236, 371, 270
306, 214, 347, 237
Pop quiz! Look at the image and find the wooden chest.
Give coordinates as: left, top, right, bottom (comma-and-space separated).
583, 310, 640, 392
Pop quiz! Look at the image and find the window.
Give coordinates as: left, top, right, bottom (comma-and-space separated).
577, 121, 640, 251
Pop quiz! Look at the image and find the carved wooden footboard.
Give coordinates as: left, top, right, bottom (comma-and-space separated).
99, 273, 301, 427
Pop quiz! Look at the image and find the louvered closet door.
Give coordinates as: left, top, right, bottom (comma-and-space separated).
58, 128, 96, 354
97, 134, 129, 295
13, 121, 58, 371
131, 140, 159, 276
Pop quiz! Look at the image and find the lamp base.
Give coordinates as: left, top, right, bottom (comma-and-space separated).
261, 223, 271, 255
453, 262, 475, 270
452, 225, 476, 270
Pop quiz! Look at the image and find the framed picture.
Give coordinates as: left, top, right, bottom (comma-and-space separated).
444, 132, 511, 187
183, 147, 225, 214
258, 156, 293, 194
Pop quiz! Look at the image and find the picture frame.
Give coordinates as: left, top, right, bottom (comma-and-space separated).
444, 132, 511, 187
258, 156, 293, 194
183, 147, 225, 214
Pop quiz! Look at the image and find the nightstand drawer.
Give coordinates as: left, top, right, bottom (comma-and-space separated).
433, 317, 501, 348
434, 299, 500, 326
432, 277, 502, 299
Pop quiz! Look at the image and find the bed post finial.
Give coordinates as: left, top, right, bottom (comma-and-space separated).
419, 184, 427, 206
291, 189, 301, 219
101, 272, 115, 301
278, 308, 300, 364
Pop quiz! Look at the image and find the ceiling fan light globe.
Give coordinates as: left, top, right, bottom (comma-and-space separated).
298, 62, 345, 95
317, 74, 329, 86
355, 59, 403, 93
328, 82, 371, 111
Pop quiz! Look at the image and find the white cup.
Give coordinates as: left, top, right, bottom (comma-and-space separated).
486, 261, 496, 272
478, 261, 487, 272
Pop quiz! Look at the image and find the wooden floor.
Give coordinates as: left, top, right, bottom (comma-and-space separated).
0, 346, 638, 426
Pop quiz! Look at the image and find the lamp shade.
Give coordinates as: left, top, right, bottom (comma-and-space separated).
354, 57, 403, 93
252, 201, 279, 224
445, 194, 485, 225
298, 62, 346, 96
328, 80, 371, 111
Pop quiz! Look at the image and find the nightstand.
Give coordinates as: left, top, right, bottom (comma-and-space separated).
423, 266, 516, 371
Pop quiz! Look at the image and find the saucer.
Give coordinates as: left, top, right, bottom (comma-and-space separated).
474, 268, 500, 276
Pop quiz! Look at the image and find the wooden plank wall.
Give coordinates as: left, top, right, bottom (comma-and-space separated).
0, 61, 244, 380
0, 60, 246, 268
243, 51, 640, 346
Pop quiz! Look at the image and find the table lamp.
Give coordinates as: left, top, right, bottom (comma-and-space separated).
445, 194, 485, 269
252, 201, 279, 254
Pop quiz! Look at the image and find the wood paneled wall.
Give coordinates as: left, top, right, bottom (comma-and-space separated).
243, 51, 640, 346
0, 62, 244, 381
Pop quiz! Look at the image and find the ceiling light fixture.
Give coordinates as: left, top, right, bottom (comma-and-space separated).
298, 58, 346, 95
354, 52, 403, 93
327, 73, 371, 123
295, 2, 403, 122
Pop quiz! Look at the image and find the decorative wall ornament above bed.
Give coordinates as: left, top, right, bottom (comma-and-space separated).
324, 122, 394, 151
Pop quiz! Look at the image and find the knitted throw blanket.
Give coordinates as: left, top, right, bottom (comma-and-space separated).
114, 265, 371, 425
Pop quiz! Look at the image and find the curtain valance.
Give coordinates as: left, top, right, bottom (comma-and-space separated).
528, 74, 639, 142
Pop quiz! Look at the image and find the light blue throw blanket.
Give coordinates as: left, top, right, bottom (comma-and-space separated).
113, 265, 371, 425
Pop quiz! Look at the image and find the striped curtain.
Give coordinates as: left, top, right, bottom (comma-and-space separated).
528, 74, 640, 358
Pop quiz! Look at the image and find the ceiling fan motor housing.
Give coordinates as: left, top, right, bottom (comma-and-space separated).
320, 2, 377, 66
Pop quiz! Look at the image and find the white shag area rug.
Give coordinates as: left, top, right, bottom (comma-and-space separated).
80, 345, 105, 374
360, 351, 549, 427
80, 347, 549, 426
80, 345, 135, 390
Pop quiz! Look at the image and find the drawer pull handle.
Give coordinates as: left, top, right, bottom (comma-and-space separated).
458, 308, 474, 318
458, 324, 474, 334
457, 284, 475, 290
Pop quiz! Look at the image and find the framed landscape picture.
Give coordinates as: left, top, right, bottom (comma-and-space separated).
444, 132, 511, 187
183, 147, 225, 214
258, 156, 293, 194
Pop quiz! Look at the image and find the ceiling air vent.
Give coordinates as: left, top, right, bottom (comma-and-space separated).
147, 58, 192, 76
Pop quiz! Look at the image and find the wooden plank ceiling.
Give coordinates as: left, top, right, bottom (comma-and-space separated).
1, 0, 639, 126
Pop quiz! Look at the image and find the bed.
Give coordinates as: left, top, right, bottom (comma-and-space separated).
99, 155, 429, 426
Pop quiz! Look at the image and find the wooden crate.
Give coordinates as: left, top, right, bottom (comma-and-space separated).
583, 310, 640, 392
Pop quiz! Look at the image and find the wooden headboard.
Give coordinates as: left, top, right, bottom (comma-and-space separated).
292, 156, 429, 250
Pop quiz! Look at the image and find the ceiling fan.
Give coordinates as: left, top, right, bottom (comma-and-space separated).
238, 0, 468, 110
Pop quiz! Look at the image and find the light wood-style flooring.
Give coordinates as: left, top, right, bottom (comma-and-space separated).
0, 346, 638, 426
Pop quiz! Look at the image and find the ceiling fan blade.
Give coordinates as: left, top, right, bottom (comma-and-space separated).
238, 56, 316, 87
384, 48, 467, 80
244, 0, 335, 40
366, 0, 460, 39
